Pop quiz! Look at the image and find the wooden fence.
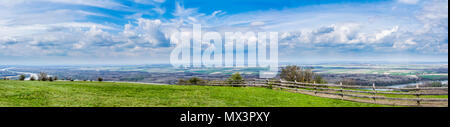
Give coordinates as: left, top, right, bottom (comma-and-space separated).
201, 80, 448, 106
269, 80, 448, 106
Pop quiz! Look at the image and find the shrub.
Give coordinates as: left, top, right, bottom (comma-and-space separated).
48, 77, 54, 82
177, 79, 186, 85
178, 77, 207, 85
98, 77, 103, 82
30, 76, 36, 81
19, 75, 26, 81
227, 73, 244, 84
187, 77, 205, 85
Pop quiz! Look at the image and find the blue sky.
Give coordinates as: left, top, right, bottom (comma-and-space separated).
0, 0, 448, 65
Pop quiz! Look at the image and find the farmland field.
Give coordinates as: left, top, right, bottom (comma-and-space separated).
0, 80, 386, 107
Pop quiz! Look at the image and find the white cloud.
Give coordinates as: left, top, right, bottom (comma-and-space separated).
397, 0, 420, 4
122, 18, 169, 47
393, 38, 417, 49
250, 21, 265, 26
280, 23, 399, 45
416, 0, 448, 34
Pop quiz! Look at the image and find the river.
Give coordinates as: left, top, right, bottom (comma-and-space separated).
387, 80, 448, 88
1, 68, 40, 80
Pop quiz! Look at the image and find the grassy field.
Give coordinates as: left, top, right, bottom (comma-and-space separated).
0, 80, 387, 107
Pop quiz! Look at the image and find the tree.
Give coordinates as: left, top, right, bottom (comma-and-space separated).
281, 65, 323, 83
19, 75, 26, 81
38, 72, 48, 81
227, 73, 244, 84
98, 77, 103, 82
280, 65, 302, 82
187, 77, 205, 85
54, 76, 58, 81
304, 69, 314, 83
48, 77, 54, 82
177, 79, 186, 85
314, 75, 327, 84
340, 78, 357, 85
30, 76, 36, 81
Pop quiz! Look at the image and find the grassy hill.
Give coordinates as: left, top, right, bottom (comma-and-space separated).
0, 80, 387, 107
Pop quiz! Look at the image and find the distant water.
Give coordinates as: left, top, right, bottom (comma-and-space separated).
2, 68, 40, 80
387, 80, 448, 88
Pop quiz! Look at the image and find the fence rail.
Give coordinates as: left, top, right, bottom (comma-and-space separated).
184, 80, 448, 106
273, 85, 448, 102
269, 80, 448, 106
272, 83, 448, 96
278, 80, 449, 91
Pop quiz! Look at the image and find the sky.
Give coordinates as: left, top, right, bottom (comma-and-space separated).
0, 0, 448, 65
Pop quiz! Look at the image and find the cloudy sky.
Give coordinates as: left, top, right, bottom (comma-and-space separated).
0, 0, 448, 65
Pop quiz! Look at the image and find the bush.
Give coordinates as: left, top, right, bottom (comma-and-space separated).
227, 73, 244, 84
98, 77, 103, 82
19, 75, 26, 81
177, 79, 186, 85
188, 77, 206, 85
48, 77, 54, 82
178, 77, 207, 85
30, 76, 36, 81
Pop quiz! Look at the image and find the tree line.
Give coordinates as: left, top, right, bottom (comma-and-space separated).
8, 72, 104, 82
177, 73, 245, 85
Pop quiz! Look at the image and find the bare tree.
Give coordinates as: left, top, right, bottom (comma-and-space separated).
281, 65, 302, 82
38, 72, 48, 81
281, 65, 324, 83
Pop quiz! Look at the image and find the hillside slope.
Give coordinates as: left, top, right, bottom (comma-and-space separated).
0, 80, 387, 107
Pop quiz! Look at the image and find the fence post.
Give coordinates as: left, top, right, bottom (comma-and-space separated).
416, 83, 421, 106
313, 81, 317, 95
372, 83, 377, 103
340, 82, 344, 100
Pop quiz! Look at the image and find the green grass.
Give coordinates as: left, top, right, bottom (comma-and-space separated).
0, 80, 387, 107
